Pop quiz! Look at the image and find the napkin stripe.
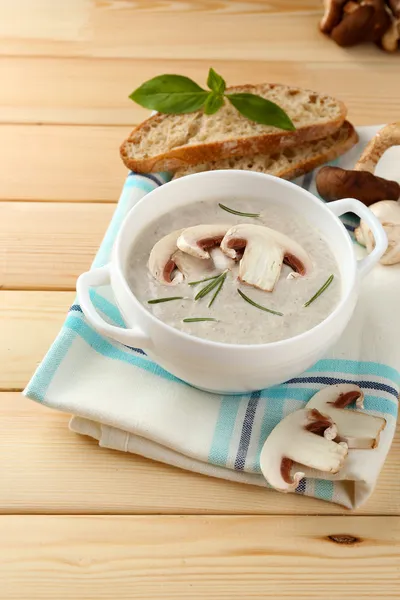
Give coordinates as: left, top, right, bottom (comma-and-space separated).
128, 172, 164, 186
209, 396, 242, 467
234, 391, 261, 471
289, 376, 398, 399
306, 359, 400, 382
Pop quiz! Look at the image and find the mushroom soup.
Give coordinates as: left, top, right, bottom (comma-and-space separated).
127, 198, 341, 344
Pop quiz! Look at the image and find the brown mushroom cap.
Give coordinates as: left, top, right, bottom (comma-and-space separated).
316, 166, 400, 205
388, 0, 400, 17
320, 0, 348, 33
330, 0, 391, 46
330, 3, 373, 46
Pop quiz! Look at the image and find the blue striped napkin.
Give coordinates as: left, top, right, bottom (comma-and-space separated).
24, 125, 399, 508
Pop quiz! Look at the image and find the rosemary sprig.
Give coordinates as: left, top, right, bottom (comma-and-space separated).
148, 296, 184, 304
303, 274, 334, 307
208, 273, 227, 307
188, 274, 219, 286
218, 203, 260, 218
237, 288, 283, 316
183, 317, 217, 323
195, 270, 227, 301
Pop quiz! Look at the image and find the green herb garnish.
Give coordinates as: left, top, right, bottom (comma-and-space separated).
188, 274, 220, 286
219, 203, 260, 218
303, 274, 334, 307
148, 296, 184, 304
130, 68, 295, 130
237, 289, 283, 316
208, 273, 227, 308
183, 317, 217, 323
195, 271, 227, 301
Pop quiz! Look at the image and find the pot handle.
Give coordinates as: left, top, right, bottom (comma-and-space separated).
327, 198, 388, 279
76, 265, 152, 349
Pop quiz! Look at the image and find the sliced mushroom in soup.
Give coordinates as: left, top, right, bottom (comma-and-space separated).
127, 198, 341, 344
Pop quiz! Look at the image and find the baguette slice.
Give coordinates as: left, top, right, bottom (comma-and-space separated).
120, 84, 347, 173
173, 121, 358, 181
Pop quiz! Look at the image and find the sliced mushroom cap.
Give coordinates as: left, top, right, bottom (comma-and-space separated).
259, 408, 348, 493
171, 250, 215, 280
148, 229, 185, 285
209, 247, 236, 271
355, 200, 400, 265
220, 224, 312, 292
307, 384, 386, 449
177, 224, 231, 259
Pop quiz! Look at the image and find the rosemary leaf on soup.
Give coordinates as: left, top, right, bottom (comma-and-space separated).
303, 274, 334, 308
208, 273, 227, 308
218, 203, 260, 218
188, 274, 220, 286
183, 317, 217, 323
195, 271, 227, 301
237, 289, 284, 316
148, 296, 184, 304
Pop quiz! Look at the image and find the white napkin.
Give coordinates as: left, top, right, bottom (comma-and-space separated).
25, 126, 399, 509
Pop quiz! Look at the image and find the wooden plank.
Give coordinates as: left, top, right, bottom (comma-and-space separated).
1, 515, 399, 599
0, 0, 392, 63
0, 125, 127, 201
0, 291, 74, 389
0, 202, 113, 290
1, 391, 399, 516
2, 57, 400, 126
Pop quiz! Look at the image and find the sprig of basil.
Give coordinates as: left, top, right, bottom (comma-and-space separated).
130, 74, 208, 114
226, 93, 295, 131
129, 68, 295, 130
204, 93, 224, 115
207, 67, 226, 95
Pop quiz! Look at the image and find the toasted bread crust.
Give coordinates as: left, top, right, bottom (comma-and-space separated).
120, 84, 347, 173
172, 122, 358, 181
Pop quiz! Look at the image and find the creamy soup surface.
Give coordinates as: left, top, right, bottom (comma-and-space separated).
127, 198, 341, 345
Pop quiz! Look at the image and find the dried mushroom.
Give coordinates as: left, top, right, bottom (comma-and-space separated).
316, 122, 400, 205
320, 0, 399, 51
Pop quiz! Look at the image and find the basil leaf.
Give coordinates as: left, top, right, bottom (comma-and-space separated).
207, 68, 226, 95
130, 74, 208, 114
204, 92, 224, 115
226, 93, 295, 130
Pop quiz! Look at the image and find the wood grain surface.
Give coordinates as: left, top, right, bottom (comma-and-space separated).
1, 515, 399, 600
1, 0, 400, 598
1, 392, 399, 516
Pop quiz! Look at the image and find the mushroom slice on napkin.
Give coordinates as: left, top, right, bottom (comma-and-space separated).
307, 384, 386, 449
259, 408, 348, 492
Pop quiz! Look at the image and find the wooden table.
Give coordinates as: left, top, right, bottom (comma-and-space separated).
1, 1, 400, 598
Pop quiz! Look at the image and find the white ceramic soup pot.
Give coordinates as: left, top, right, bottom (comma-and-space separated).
77, 170, 387, 394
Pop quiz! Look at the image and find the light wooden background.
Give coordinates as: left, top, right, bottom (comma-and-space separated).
1, 1, 400, 598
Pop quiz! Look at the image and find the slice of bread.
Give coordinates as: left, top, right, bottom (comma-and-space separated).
120, 84, 347, 173
172, 121, 358, 181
